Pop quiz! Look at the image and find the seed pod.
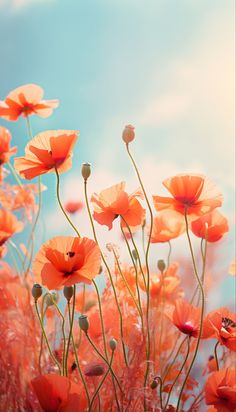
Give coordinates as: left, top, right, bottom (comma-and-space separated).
84, 363, 105, 377
79, 314, 89, 333
32, 284, 43, 301
45, 292, 57, 306
109, 338, 117, 351
157, 259, 166, 273
81, 163, 91, 181
63, 286, 74, 302
122, 124, 135, 144
150, 380, 158, 389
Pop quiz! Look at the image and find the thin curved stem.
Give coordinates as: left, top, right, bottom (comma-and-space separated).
167, 241, 172, 268
68, 303, 91, 407
176, 209, 205, 412
52, 301, 67, 376
55, 168, 80, 237
64, 285, 76, 376
85, 333, 123, 395
92, 280, 108, 360
162, 336, 188, 382
214, 341, 220, 370
84, 180, 128, 367
7, 162, 23, 188
34, 300, 61, 374
89, 351, 114, 411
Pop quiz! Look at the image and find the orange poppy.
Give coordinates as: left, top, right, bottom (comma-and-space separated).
31, 374, 86, 411
202, 308, 236, 352
153, 174, 223, 218
150, 210, 185, 243
205, 369, 236, 412
0, 209, 23, 246
64, 201, 83, 214
14, 130, 78, 179
0, 126, 17, 165
91, 181, 145, 231
0, 84, 58, 121
166, 299, 201, 337
191, 210, 229, 242
33, 236, 101, 290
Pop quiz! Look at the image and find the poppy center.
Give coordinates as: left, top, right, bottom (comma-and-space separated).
66, 251, 75, 258
180, 321, 195, 335
222, 317, 236, 329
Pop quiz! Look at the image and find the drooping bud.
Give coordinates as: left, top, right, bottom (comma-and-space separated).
99, 265, 103, 274
45, 292, 57, 306
81, 162, 91, 181
84, 363, 105, 377
122, 124, 135, 144
32, 284, 43, 301
109, 338, 117, 352
150, 379, 158, 389
132, 249, 138, 262
157, 259, 166, 273
63, 286, 74, 302
79, 314, 89, 333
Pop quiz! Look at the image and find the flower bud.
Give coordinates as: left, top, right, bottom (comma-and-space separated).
79, 315, 89, 333
81, 163, 91, 181
84, 363, 105, 377
109, 338, 117, 351
63, 286, 74, 302
157, 259, 166, 273
45, 292, 57, 306
32, 284, 43, 301
150, 379, 158, 389
122, 124, 135, 144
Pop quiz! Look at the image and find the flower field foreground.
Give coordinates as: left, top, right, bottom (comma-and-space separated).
0, 84, 235, 412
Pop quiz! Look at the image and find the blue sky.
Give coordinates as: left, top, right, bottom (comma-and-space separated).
0, 0, 235, 306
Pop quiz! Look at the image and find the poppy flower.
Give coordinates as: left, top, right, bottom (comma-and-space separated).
150, 210, 185, 243
0, 209, 23, 246
153, 174, 223, 218
0, 84, 58, 121
64, 201, 83, 214
31, 374, 86, 411
191, 210, 229, 242
91, 181, 145, 231
33, 236, 101, 290
202, 308, 236, 352
14, 130, 78, 180
205, 369, 236, 412
166, 299, 201, 337
0, 126, 17, 165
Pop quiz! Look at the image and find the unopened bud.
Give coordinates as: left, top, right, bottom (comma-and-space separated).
122, 124, 135, 144
63, 286, 74, 302
81, 163, 91, 181
157, 259, 166, 273
84, 363, 105, 377
45, 292, 57, 306
79, 315, 89, 333
99, 265, 103, 274
109, 338, 117, 351
132, 249, 138, 262
150, 380, 158, 389
32, 284, 43, 301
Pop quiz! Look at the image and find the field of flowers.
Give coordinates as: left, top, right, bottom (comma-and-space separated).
0, 84, 235, 412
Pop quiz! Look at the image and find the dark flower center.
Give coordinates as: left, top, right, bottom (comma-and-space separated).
222, 317, 236, 329
66, 251, 75, 258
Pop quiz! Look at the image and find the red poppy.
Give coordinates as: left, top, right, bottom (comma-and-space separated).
0, 84, 58, 121
64, 201, 83, 214
202, 308, 236, 352
33, 236, 101, 290
31, 374, 86, 411
14, 130, 78, 179
205, 369, 236, 412
150, 210, 185, 243
0, 126, 17, 165
153, 174, 223, 218
0, 209, 23, 246
191, 210, 229, 242
91, 181, 145, 231
166, 299, 201, 337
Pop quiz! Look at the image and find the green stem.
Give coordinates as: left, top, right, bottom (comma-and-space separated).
68, 304, 91, 407
64, 285, 76, 376
167, 241, 172, 268
84, 180, 128, 367
7, 162, 23, 188
92, 280, 108, 360
85, 333, 123, 395
89, 351, 114, 411
162, 336, 188, 382
214, 341, 220, 370
176, 209, 205, 412
34, 300, 61, 374
52, 301, 67, 376
55, 168, 80, 237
